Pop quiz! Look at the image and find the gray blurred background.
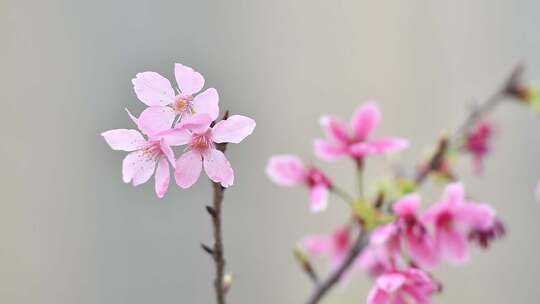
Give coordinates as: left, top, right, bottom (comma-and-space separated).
2, 0, 540, 303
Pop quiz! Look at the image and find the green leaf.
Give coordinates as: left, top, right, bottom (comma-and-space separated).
352, 200, 396, 231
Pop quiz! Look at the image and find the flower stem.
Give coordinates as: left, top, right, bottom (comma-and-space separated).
331, 186, 354, 206
355, 158, 364, 200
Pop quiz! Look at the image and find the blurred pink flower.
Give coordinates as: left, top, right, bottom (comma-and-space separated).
423, 183, 496, 264
266, 155, 333, 212
369, 223, 402, 268
314, 102, 409, 161
132, 63, 219, 136
301, 225, 352, 271
358, 246, 392, 278
468, 218, 505, 249
464, 121, 494, 174
163, 114, 256, 188
367, 268, 438, 304
393, 194, 439, 270
101, 117, 181, 198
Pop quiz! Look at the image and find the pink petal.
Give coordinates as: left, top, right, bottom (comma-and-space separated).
122, 151, 144, 183
174, 150, 203, 189
367, 286, 389, 304
301, 235, 332, 255
192, 88, 219, 121
265, 155, 306, 186
371, 223, 400, 246
178, 113, 213, 133
406, 234, 439, 270
159, 139, 176, 165
211, 115, 256, 144
154, 128, 192, 146
132, 157, 156, 186
174, 63, 204, 95
313, 139, 348, 161
154, 158, 170, 198
132, 72, 175, 106
348, 142, 375, 157
393, 193, 421, 216
351, 102, 381, 140
357, 249, 388, 278
376, 273, 406, 293
437, 227, 469, 264
138, 106, 176, 136
349, 138, 409, 157
203, 149, 234, 187
456, 203, 496, 230
442, 182, 465, 205
367, 137, 409, 154
319, 116, 351, 144
102, 129, 146, 151
309, 184, 329, 212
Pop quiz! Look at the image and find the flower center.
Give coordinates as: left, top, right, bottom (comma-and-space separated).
189, 130, 213, 153
436, 211, 454, 229
306, 168, 333, 188
172, 95, 194, 115
142, 141, 163, 160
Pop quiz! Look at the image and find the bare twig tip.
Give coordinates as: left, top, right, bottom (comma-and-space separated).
201, 243, 214, 255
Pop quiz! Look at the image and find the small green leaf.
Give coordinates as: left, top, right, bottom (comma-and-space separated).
353, 200, 396, 230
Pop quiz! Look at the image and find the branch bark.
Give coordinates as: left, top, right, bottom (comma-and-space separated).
206, 111, 230, 304
415, 64, 523, 184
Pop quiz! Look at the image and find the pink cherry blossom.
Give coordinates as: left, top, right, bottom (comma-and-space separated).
266, 155, 333, 212
132, 63, 219, 136
301, 225, 352, 271
314, 102, 409, 162
101, 116, 180, 198
423, 183, 496, 264
162, 114, 255, 188
468, 218, 505, 249
393, 194, 439, 269
367, 268, 438, 304
464, 121, 494, 174
358, 247, 392, 278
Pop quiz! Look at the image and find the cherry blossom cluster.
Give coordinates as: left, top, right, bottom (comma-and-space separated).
267, 102, 506, 303
102, 63, 256, 197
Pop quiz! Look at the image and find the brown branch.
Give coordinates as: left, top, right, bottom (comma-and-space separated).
414, 137, 449, 185
305, 226, 368, 304
294, 247, 320, 285
206, 111, 230, 304
414, 64, 523, 185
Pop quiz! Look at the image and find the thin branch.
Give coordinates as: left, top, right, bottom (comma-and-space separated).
305, 226, 368, 304
454, 64, 523, 140
330, 186, 355, 206
294, 247, 320, 285
206, 111, 230, 304
415, 64, 523, 185
355, 158, 365, 199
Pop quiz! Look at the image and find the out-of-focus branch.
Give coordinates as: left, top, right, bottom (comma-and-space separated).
415, 65, 524, 185
305, 226, 368, 304
294, 247, 320, 285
